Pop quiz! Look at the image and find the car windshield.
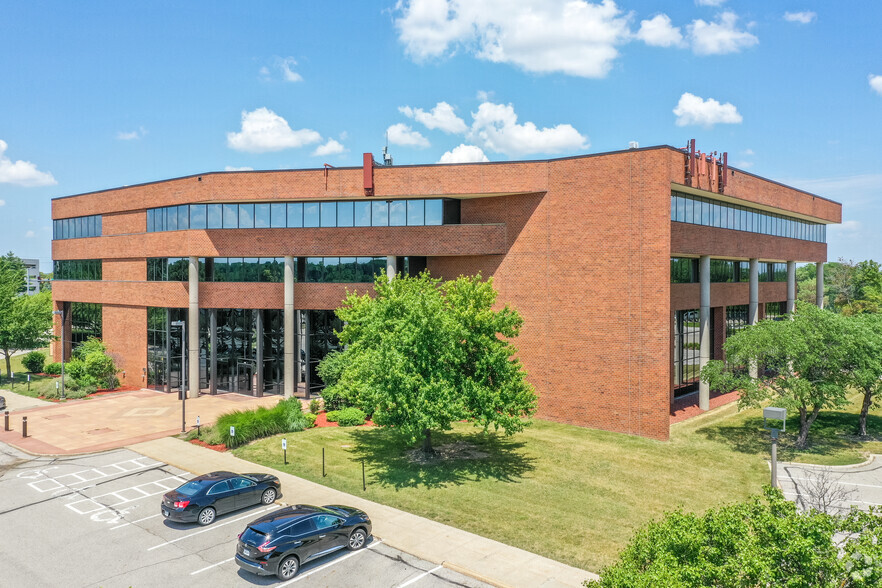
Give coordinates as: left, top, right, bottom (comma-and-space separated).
176, 480, 208, 496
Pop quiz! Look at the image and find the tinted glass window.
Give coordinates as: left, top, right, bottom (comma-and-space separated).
239, 204, 254, 229
190, 205, 207, 229
425, 200, 442, 225
389, 200, 406, 226
176, 480, 209, 496
207, 204, 222, 229
167, 208, 178, 231
304, 202, 320, 227
291, 518, 317, 536
314, 515, 343, 530
372, 201, 389, 226
223, 204, 238, 228
407, 200, 424, 225
178, 205, 189, 230
337, 202, 354, 227
230, 477, 254, 490
287, 202, 303, 228
270, 203, 286, 228
254, 203, 270, 228
207, 480, 231, 495
354, 202, 371, 227
320, 201, 336, 227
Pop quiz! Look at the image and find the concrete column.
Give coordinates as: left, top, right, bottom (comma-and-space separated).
699, 255, 711, 411
786, 261, 796, 315
188, 256, 199, 399
283, 255, 295, 398
748, 258, 759, 379
209, 309, 217, 395
816, 262, 824, 309
386, 255, 397, 283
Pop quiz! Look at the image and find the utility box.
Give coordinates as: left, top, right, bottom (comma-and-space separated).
763, 407, 787, 431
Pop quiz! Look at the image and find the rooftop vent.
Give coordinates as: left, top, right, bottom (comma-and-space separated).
628, 141, 639, 149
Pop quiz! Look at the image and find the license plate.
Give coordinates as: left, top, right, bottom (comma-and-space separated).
162, 509, 169, 517
243, 548, 251, 556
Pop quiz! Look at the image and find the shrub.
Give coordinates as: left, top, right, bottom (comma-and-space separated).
304, 413, 317, 428
309, 398, 322, 414
72, 337, 107, 361
336, 407, 366, 427
316, 350, 346, 387
21, 351, 46, 373
43, 362, 62, 375
325, 410, 340, 423
84, 351, 118, 389
65, 359, 87, 382
217, 398, 312, 448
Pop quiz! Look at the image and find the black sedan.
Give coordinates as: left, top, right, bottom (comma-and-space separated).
161, 471, 281, 525
236, 504, 372, 580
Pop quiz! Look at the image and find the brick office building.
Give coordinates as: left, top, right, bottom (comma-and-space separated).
50, 145, 841, 440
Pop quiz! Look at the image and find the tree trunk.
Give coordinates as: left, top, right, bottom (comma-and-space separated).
796, 404, 822, 449
3, 349, 10, 379
858, 389, 873, 437
421, 429, 434, 454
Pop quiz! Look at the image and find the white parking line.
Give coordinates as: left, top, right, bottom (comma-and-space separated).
65, 475, 186, 515
191, 557, 235, 575
111, 514, 161, 530
147, 506, 275, 551
25, 457, 163, 493
278, 540, 383, 586
783, 475, 882, 490
397, 564, 443, 588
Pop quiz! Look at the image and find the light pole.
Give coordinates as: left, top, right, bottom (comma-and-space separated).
763, 407, 787, 488
171, 320, 186, 433
51, 309, 65, 399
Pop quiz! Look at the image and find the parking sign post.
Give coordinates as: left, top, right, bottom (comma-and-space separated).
282, 438, 287, 465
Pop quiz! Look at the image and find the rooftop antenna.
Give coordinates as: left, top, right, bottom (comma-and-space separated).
382, 132, 393, 166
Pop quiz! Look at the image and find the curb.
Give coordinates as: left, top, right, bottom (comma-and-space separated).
778, 454, 878, 470
443, 561, 516, 588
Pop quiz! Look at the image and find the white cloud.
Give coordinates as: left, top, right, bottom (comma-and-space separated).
695, 0, 726, 6
0, 140, 57, 187
438, 144, 489, 163
117, 126, 147, 141
673, 92, 742, 127
869, 74, 882, 96
224, 166, 254, 171
468, 101, 588, 155
386, 123, 431, 148
829, 219, 861, 236
688, 11, 758, 55
743, 148, 754, 156
25, 230, 35, 238
0, 199, 5, 206
226, 108, 322, 153
784, 11, 816, 24
636, 14, 684, 48
395, 0, 632, 78
312, 139, 346, 156
278, 57, 303, 82
399, 101, 468, 134
476, 90, 493, 102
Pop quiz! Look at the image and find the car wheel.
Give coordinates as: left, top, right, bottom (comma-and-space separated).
261, 488, 276, 504
197, 506, 216, 526
277, 555, 299, 580
347, 527, 367, 551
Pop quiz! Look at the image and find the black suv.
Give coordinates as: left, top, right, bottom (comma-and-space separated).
236, 504, 372, 580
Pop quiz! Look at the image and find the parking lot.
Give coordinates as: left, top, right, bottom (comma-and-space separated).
778, 457, 882, 513
0, 445, 490, 587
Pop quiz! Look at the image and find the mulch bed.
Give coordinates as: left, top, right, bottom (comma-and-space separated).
189, 438, 228, 452
313, 412, 375, 428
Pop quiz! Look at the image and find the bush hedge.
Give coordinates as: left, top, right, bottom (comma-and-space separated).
43, 362, 62, 375
335, 407, 367, 427
218, 398, 314, 448
21, 351, 46, 373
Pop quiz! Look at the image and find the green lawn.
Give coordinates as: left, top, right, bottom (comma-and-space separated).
1, 350, 60, 398
233, 393, 882, 573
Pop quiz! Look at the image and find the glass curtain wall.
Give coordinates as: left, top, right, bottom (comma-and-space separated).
70, 302, 102, 347
673, 309, 700, 394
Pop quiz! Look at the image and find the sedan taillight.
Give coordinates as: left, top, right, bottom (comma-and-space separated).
174, 500, 190, 509
257, 541, 276, 553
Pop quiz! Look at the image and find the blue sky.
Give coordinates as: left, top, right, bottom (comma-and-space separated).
1, 0, 880, 271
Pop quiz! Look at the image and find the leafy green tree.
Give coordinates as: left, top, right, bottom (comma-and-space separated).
0, 275, 53, 378
796, 263, 819, 306
589, 487, 878, 588
702, 303, 851, 448
320, 272, 538, 453
828, 259, 882, 315
842, 314, 882, 436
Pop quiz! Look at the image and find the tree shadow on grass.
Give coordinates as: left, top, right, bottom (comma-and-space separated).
343, 427, 536, 490
697, 410, 882, 463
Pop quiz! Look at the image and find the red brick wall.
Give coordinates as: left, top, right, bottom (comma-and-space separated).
103, 305, 146, 387
671, 223, 827, 263
50, 146, 843, 441
672, 282, 788, 310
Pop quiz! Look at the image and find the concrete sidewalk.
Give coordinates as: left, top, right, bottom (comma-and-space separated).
131, 436, 596, 588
